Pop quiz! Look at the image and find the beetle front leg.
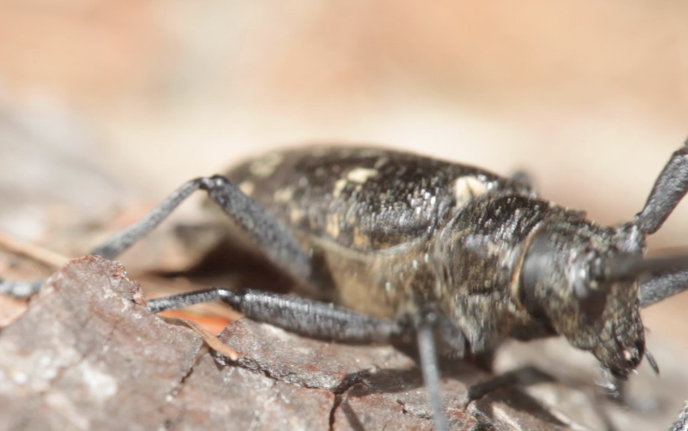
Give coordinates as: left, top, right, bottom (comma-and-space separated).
148, 288, 409, 344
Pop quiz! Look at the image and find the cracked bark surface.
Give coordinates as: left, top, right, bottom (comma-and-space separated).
0, 257, 204, 431
0, 257, 684, 431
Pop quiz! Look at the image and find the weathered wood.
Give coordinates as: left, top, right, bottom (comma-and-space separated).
0, 256, 684, 430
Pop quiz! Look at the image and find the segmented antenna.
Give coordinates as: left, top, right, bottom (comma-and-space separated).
597, 253, 688, 283
635, 139, 688, 235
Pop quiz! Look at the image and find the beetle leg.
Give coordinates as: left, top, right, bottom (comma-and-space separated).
635, 139, 688, 235
416, 311, 451, 431
147, 287, 409, 344
91, 175, 313, 284
639, 269, 688, 308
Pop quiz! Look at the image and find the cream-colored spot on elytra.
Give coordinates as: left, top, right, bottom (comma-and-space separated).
453, 176, 487, 204
326, 214, 340, 238
249, 152, 283, 177
273, 187, 293, 202
347, 167, 378, 183
332, 178, 348, 198
238, 181, 255, 196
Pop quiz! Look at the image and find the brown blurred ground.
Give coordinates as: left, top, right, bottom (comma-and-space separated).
0, 0, 687, 404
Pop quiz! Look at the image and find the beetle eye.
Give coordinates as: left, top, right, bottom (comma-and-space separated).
520, 234, 556, 313
573, 253, 607, 319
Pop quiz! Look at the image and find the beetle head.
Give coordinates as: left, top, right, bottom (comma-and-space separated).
519, 221, 646, 379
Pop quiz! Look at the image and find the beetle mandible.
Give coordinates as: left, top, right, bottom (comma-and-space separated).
3, 143, 688, 430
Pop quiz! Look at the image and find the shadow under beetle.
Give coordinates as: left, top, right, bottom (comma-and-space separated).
4, 142, 688, 430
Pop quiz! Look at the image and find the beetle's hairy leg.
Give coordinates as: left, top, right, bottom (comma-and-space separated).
147, 289, 226, 313
635, 139, 688, 235
148, 288, 407, 344
90, 175, 313, 285
639, 269, 688, 308
417, 312, 451, 431
90, 178, 202, 259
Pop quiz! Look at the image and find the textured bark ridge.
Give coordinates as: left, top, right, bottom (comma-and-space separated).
0, 257, 680, 431
0, 257, 203, 431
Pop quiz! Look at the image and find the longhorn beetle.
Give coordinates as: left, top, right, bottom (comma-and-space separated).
3, 142, 688, 430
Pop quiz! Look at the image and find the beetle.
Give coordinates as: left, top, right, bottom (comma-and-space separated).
3, 142, 688, 430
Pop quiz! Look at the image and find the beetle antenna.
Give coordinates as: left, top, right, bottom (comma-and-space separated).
645, 350, 660, 375
634, 140, 688, 235
639, 268, 688, 308
594, 253, 688, 308
597, 253, 688, 283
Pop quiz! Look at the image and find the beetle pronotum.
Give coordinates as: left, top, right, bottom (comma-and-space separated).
3, 143, 688, 430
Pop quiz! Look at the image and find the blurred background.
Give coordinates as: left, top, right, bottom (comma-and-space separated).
0, 0, 687, 355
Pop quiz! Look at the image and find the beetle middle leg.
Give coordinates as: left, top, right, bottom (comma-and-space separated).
417, 310, 456, 431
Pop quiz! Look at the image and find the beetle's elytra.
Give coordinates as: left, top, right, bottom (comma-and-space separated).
4, 142, 688, 431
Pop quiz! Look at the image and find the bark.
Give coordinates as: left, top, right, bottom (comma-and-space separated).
0, 257, 683, 431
